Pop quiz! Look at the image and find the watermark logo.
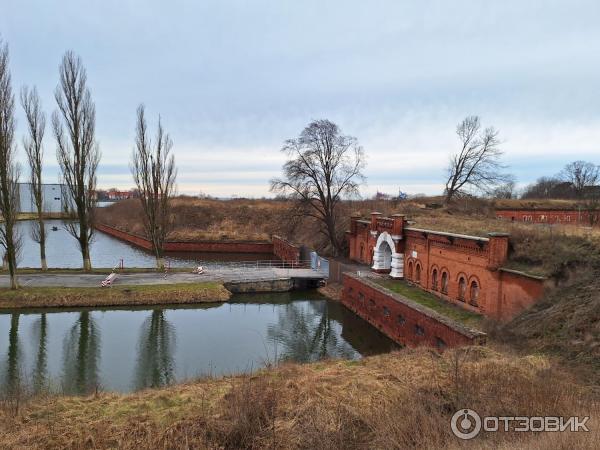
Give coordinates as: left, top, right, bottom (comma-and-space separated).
451, 409, 590, 440
451, 409, 481, 440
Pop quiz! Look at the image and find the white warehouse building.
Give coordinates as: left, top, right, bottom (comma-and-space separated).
17, 183, 66, 214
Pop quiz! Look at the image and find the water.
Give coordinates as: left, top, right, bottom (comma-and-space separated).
16, 220, 268, 268
0, 293, 397, 394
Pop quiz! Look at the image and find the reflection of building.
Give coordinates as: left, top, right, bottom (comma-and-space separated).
17, 183, 66, 213
347, 213, 546, 320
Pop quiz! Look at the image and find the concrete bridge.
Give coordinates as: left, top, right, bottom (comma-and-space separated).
0, 263, 327, 289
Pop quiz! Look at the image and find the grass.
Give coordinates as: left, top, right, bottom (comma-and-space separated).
375, 279, 483, 328
0, 282, 231, 309
0, 347, 597, 449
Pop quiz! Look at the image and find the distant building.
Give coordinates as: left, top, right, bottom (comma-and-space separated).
107, 189, 135, 201
17, 183, 66, 214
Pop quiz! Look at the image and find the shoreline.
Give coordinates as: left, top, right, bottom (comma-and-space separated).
0, 281, 232, 310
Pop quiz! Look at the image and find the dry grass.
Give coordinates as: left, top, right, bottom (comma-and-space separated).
499, 269, 600, 383
0, 282, 231, 309
0, 348, 596, 449
96, 197, 294, 242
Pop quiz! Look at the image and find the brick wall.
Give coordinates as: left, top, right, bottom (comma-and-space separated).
95, 223, 153, 250
95, 223, 274, 254
272, 235, 301, 263
402, 228, 505, 318
341, 274, 486, 348
496, 209, 597, 226
347, 214, 546, 320
497, 269, 547, 319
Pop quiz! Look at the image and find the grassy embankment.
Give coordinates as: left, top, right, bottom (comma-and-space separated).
96, 197, 293, 242
0, 282, 231, 309
375, 279, 483, 329
0, 347, 596, 449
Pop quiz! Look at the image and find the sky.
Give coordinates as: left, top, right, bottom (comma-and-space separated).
1, 0, 600, 198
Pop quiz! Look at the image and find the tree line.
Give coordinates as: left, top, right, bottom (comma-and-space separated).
0, 39, 177, 289
272, 115, 599, 256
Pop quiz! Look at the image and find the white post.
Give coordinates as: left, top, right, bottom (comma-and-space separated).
390, 253, 404, 279
371, 248, 385, 270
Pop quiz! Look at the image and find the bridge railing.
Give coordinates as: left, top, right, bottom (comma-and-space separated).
194, 259, 314, 271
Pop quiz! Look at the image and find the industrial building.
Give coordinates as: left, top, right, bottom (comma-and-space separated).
17, 183, 66, 214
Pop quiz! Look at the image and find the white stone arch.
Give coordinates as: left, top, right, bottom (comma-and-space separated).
372, 232, 404, 278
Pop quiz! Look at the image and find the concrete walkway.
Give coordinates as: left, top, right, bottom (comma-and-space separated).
0, 268, 325, 288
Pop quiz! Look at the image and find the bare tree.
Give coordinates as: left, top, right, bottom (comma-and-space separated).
0, 40, 20, 289
521, 176, 573, 199
491, 180, 517, 199
559, 160, 600, 199
21, 86, 47, 270
130, 105, 177, 269
271, 119, 365, 256
52, 51, 100, 271
444, 116, 512, 204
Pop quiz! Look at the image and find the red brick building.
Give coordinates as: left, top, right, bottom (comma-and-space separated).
346, 213, 546, 320
496, 208, 598, 226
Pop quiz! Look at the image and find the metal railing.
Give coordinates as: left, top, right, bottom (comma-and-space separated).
195, 259, 314, 270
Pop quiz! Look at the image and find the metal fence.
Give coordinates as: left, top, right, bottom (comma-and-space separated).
196, 259, 312, 270
310, 252, 329, 277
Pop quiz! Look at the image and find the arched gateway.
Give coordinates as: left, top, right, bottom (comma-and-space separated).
371, 231, 404, 278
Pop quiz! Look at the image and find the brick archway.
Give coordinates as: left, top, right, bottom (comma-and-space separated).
372, 232, 404, 278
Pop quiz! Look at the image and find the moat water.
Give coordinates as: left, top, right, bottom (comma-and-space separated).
16, 220, 268, 269
0, 292, 397, 394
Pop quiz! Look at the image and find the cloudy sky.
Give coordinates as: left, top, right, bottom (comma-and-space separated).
2, 0, 600, 197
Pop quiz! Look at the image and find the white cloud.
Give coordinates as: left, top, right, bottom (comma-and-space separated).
3, 0, 600, 197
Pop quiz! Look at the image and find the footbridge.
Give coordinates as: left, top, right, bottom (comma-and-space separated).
0, 260, 328, 290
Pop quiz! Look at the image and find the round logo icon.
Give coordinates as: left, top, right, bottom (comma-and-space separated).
451, 409, 482, 440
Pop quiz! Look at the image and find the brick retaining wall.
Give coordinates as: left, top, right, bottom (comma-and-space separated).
496, 208, 597, 226
95, 223, 274, 254
341, 274, 486, 349
272, 235, 301, 263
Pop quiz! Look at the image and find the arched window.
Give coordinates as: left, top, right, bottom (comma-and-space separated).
441, 272, 449, 294
415, 263, 421, 284
458, 277, 466, 302
407, 261, 413, 280
470, 281, 479, 306
431, 269, 438, 291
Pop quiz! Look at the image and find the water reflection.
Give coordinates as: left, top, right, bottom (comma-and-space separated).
267, 301, 355, 362
2, 314, 21, 394
62, 312, 101, 394
0, 296, 397, 394
17, 219, 270, 268
134, 310, 176, 390
31, 314, 48, 393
